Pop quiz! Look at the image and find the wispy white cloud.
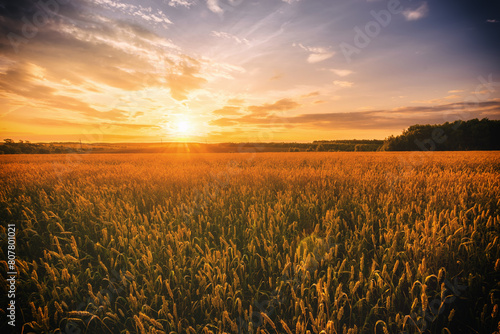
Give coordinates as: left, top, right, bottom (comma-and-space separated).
402, 2, 429, 21
207, 0, 223, 13
168, 0, 195, 8
92, 0, 173, 24
199, 59, 246, 81
296, 44, 329, 55
294, 43, 335, 63
330, 69, 353, 77
211, 31, 250, 45
307, 53, 334, 63
333, 80, 354, 88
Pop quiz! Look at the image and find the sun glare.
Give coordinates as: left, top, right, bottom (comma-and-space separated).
170, 118, 197, 140
176, 120, 191, 134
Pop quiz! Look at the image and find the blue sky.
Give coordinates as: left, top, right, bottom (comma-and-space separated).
0, 0, 499, 142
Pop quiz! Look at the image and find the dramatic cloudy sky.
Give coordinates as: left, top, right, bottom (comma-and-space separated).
1, 0, 499, 142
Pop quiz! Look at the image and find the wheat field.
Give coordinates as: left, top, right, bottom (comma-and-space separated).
1, 152, 499, 333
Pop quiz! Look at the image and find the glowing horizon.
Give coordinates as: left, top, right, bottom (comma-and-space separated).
1, 0, 499, 143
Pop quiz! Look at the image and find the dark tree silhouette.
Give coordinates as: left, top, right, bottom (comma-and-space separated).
381, 118, 500, 151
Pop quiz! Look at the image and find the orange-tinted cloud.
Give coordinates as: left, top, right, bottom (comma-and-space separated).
210, 100, 500, 130
301, 91, 320, 98
166, 61, 207, 101
227, 98, 245, 105
209, 118, 238, 127
213, 106, 242, 115
0, 62, 129, 120
247, 98, 301, 117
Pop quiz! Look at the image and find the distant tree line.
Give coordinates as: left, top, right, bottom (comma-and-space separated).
381, 118, 500, 151
0, 139, 88, 154
311, 140, 383, 152
220, 140, 384, 152
3, 119, 498, 154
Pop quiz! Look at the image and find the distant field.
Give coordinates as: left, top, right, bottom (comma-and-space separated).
1, 152, 499, 333
0, 140, 385, 154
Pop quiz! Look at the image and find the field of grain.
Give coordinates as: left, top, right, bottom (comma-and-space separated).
1, 152, 499, 334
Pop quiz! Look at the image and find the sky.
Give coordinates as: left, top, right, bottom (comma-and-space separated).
0, 0, 499, 143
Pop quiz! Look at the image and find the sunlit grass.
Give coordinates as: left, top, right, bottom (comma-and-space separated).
0, 152, 499, 333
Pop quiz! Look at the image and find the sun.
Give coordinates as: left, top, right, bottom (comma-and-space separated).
169, 117, 197, 140
175, 120, 191, 134
167, 115, 206, 140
